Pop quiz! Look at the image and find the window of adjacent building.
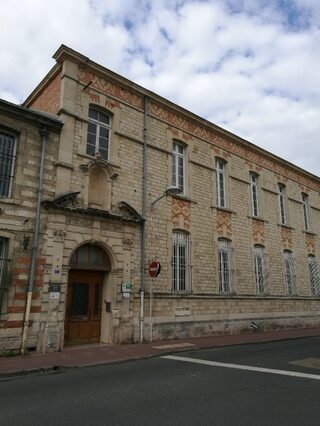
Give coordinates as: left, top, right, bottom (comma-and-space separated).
254, 245, 268, 294
172, 232, 190, 292
86, 108, 111, 160
283, 250, 296, 295
278, 184, 286, 225
218, 238, 234, 294
0, 130, 17, 198
215, 158, 226, 208
250, 172, 259, 217
0, 238, 9, 313
302, 193, 309, 231
308, 255, 320, 296
172, 142, 185, 195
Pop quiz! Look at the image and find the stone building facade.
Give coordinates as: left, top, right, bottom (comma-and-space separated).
0, 99, 63, 352
1, 44, 320, 353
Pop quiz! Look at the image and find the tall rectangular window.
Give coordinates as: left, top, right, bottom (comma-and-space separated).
218, 239, 234, 293
86, 108, 111, 160
0, 130, 17, 198
278, 184, 286, 225
254, 245, 268, 294
302, 193, 309, 231
250, 173, 259, 217
215, 159, 226, 208
172, 142, 185, 195
283, 251, 296, 295
308, 255, 320, 296
172, 232, 190, 292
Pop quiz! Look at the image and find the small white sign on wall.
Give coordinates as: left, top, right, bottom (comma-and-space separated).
49, 292, 60, 300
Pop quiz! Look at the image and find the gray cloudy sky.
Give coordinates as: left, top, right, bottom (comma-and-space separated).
1, 0, 320, 175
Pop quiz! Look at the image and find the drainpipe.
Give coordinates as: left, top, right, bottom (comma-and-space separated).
140, 96, 148, 342
21, 126, 49, 354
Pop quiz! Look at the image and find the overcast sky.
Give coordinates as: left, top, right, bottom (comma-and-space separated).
1, 0, 319, 175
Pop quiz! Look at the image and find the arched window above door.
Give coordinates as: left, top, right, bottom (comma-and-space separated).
70, 244, 111, 271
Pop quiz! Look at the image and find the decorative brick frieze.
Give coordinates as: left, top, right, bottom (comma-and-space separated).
305, 233, 316, 254
216, 210, 232, 238
172, 198, 191, 230
281, 227, 293, 249
252, 219, 266, 245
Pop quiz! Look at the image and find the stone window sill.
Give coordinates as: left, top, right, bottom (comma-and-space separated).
248, 215, 268, 223
212, 206, 236, 214
277, 223, 294, 230
303, 230, 317, 236
0, 198, 20, 205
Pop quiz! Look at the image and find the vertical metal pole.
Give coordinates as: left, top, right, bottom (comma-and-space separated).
21, 126, 49, 354
149, 280, 153, 343
140, 96, 148, 342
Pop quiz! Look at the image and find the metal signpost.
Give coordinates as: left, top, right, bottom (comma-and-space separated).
148, 261, 161, 342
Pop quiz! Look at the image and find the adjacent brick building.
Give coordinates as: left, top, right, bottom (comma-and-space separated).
1, 45, 319, 353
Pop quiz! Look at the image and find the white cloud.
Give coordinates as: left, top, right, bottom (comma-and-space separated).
0, 0, 319, 175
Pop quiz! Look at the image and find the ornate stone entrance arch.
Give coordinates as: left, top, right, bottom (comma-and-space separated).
65, 243, 111, 345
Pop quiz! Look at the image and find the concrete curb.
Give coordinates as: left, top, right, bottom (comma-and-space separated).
1, 331, 319, 380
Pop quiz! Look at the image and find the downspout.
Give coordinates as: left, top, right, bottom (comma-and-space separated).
21, 126, 49, 354
140, 96, 148, 342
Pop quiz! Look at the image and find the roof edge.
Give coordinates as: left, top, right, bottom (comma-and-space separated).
0, 98, 63, 130
22, 44, 320, 184
23, 63, 61, 108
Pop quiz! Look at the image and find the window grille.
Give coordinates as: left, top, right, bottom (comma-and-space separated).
172, 142, 185, 195
254, 246, 268, 294
278, 184, 286, 225
172, 232, 191, 292
302, 193, 309, 231
218, 239, 235, 294
283, 251, 296, 295
0, 130, 17, 198
250, 173, 259, 217
86, 108, 111, 160
308, 255, 320, 296
216, 159, 226, 208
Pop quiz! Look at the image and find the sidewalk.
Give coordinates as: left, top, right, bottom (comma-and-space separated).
1, 327, 320, 378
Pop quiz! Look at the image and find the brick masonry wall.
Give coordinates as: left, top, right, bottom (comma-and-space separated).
29, 72, 61, 115
70, 64, 320, 343
0, 110, 60, 351
10, 53, 320, 350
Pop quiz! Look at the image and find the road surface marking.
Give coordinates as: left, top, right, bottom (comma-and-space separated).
162, 355, 320, 381
290, 358, 320, 370
152, 343, 196, 350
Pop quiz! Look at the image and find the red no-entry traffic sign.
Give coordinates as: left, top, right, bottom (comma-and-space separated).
149, 261, 161, 278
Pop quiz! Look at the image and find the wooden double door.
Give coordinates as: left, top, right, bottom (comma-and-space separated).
65, 270, 103, 346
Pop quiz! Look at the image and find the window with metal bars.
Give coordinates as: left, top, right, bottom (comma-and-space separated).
215, 158, 226, 208
308, 255, 320, 296
283, 250, 296, 295
171, 232, 191, 292
218, 239, 234, 294
0, 237, 10, 314
278, 184, 286, 225
302, 193, 309, 231
0, 130, 17, 198
86, 108, 111, 160
172, 142, 185, 195
250, 172, 259, 217
254, 245, 268, 294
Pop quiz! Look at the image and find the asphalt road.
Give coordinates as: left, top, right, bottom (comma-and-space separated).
1, 337, 320, 426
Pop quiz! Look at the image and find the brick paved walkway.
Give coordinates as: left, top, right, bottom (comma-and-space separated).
1, 327, 319, 378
